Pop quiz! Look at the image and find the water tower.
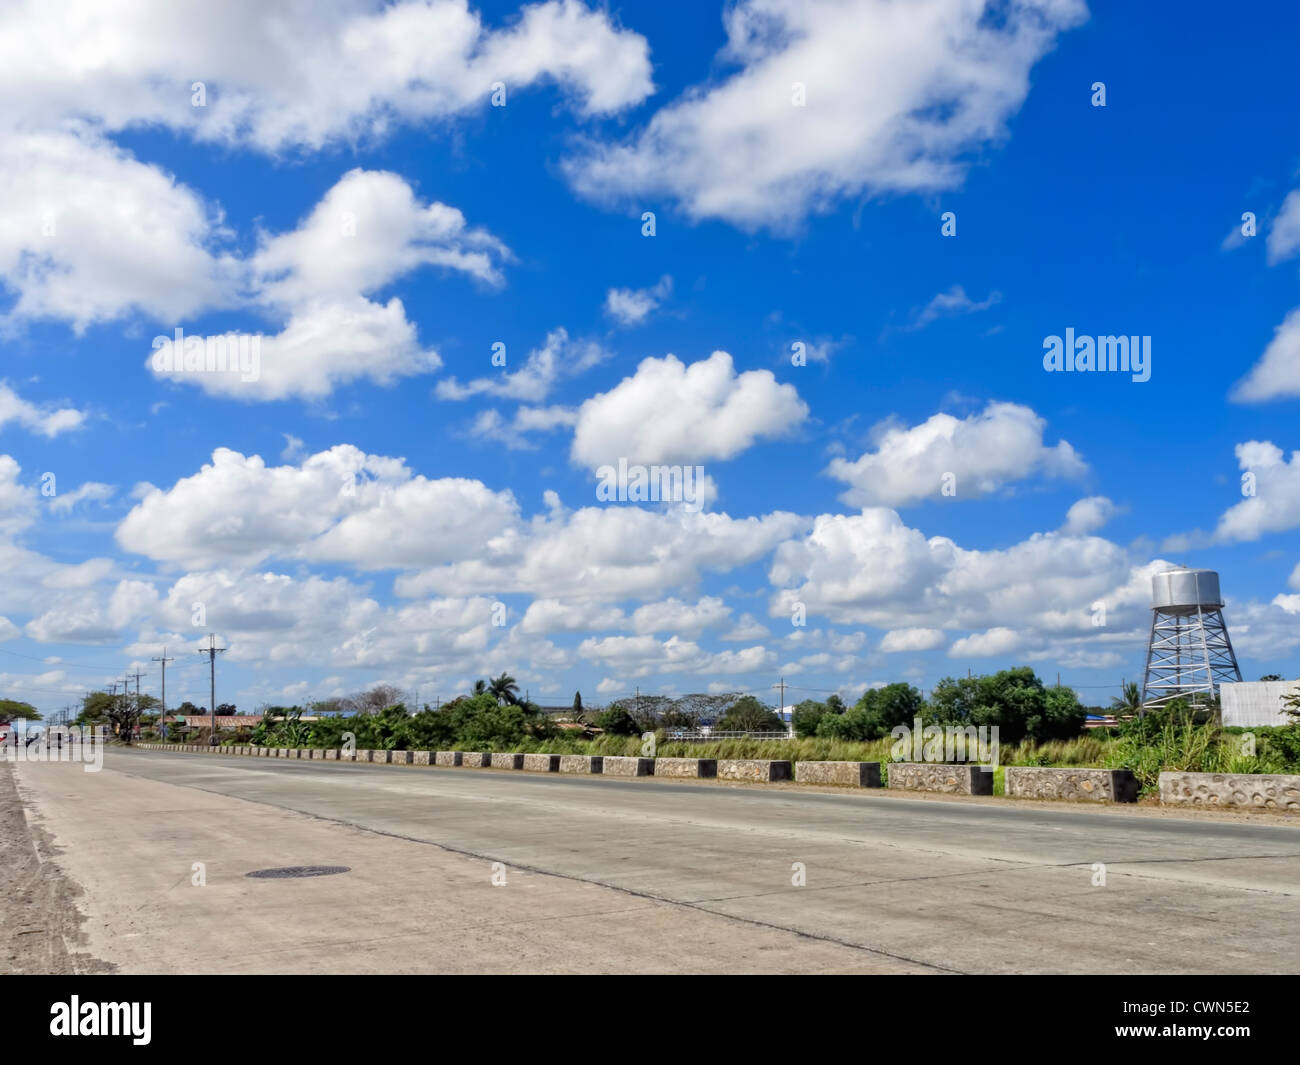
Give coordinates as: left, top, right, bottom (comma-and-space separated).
1141, 567, 1241, 710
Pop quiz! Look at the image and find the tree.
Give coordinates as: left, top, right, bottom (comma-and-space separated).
1283, 688, 1300, 724
449, 693, 530, 747
928, 668, 1086, 743
572, 691, 583, 714
595, 704, 640, 736
1110, 681, 1142, 717
0, 699, 41, 724
791, 698, 833, 738
341, 684, 407, 715
473, 679, 488, 695
716, 696, 785, 733
81, 689, 157, 742
215, 703, 237, 715
1261, 674, 1284, 682
488, 672, 520, 706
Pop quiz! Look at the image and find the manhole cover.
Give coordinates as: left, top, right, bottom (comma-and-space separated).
245, 865, 351, 879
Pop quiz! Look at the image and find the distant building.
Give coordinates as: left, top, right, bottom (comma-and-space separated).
1219, 681, 1299, 727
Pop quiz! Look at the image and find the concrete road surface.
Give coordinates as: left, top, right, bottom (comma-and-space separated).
10, 747, 1300, 974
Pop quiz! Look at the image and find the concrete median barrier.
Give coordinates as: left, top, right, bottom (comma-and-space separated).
888, 763, 993, 795
355, 749, 375, 763
718, 759, 792, 783
412, 751, 432, 765
491, 752, 524, 769
795, 761, 881, 787
325, 749, 339, 760
435, 751, 462, 767
654, 757, 717, 778
559, 754, 603, 774
522, 753, 561, 772
1006, 766, 1138, 803
389, 750, 412, 765
1159, 771, 1300, 810
462, 752, 491, 768
602, 756, 653, 776
372, 750, 392, 764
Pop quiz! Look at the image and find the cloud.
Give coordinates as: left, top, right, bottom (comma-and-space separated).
0, 382, 86, 437
1231, 306, 1300, 403
570, 350, 808, 466
396, 503, 807, 601
563, 0, 1087, 231
470, 405, 578, 450
629, 596, 731, 635
949, 627, 1023, 658
115, 445, 519, 570
905, 285, 1001, 331
768, 505, 1152, 638
1061, 496, 1116, 535
826, 402, 1087, 507
879, 627, 947, 653
1212, 441, 1300, 542
0, 0, 653, 153
604, 276, 672, 326
48, 482, 114, 515
0, 455, 36, 537
0, 130, 238, 329
147, 169, 508, 401
1267, 190, 1300, 265
437, 328, 606, 403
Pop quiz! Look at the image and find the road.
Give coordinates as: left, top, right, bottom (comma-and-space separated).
10, 747, 1300, 974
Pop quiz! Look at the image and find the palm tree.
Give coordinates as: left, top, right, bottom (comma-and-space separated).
489, 672, 520, 706
473, 679, 488, 696
1111, 681, 1142, 719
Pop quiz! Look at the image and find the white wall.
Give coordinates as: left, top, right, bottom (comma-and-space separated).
1220, 680, 1300, 727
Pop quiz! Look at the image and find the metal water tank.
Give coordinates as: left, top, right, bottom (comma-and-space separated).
1150, 568, 1222, 615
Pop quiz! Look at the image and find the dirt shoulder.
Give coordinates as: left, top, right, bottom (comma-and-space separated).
0, 761, 113, 974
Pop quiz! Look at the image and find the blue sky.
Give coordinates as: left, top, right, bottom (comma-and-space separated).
2, 0, 1299, 716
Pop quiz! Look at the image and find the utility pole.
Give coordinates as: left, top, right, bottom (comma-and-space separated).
152, 649, 174, 719
198, 634, 226, 746
772, 677, 787, 734
128, 669, 145, 741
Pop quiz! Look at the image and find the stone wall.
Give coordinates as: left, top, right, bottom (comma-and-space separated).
1005, 767, 1137, 803
412, 751, 432, 765
717, 759, 792, 782
559, 755, 603, 774
887, 763, 993, 795
462, 752, 491, 768
435, 751, 462, 767
1159, 771, 1300, 810
491, 752, 524, 769
523, 753, 560, 772
602, 756, 654, 777
390, 750, 413, 765
654, 757, 717, 778
794, 761, 881, 787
